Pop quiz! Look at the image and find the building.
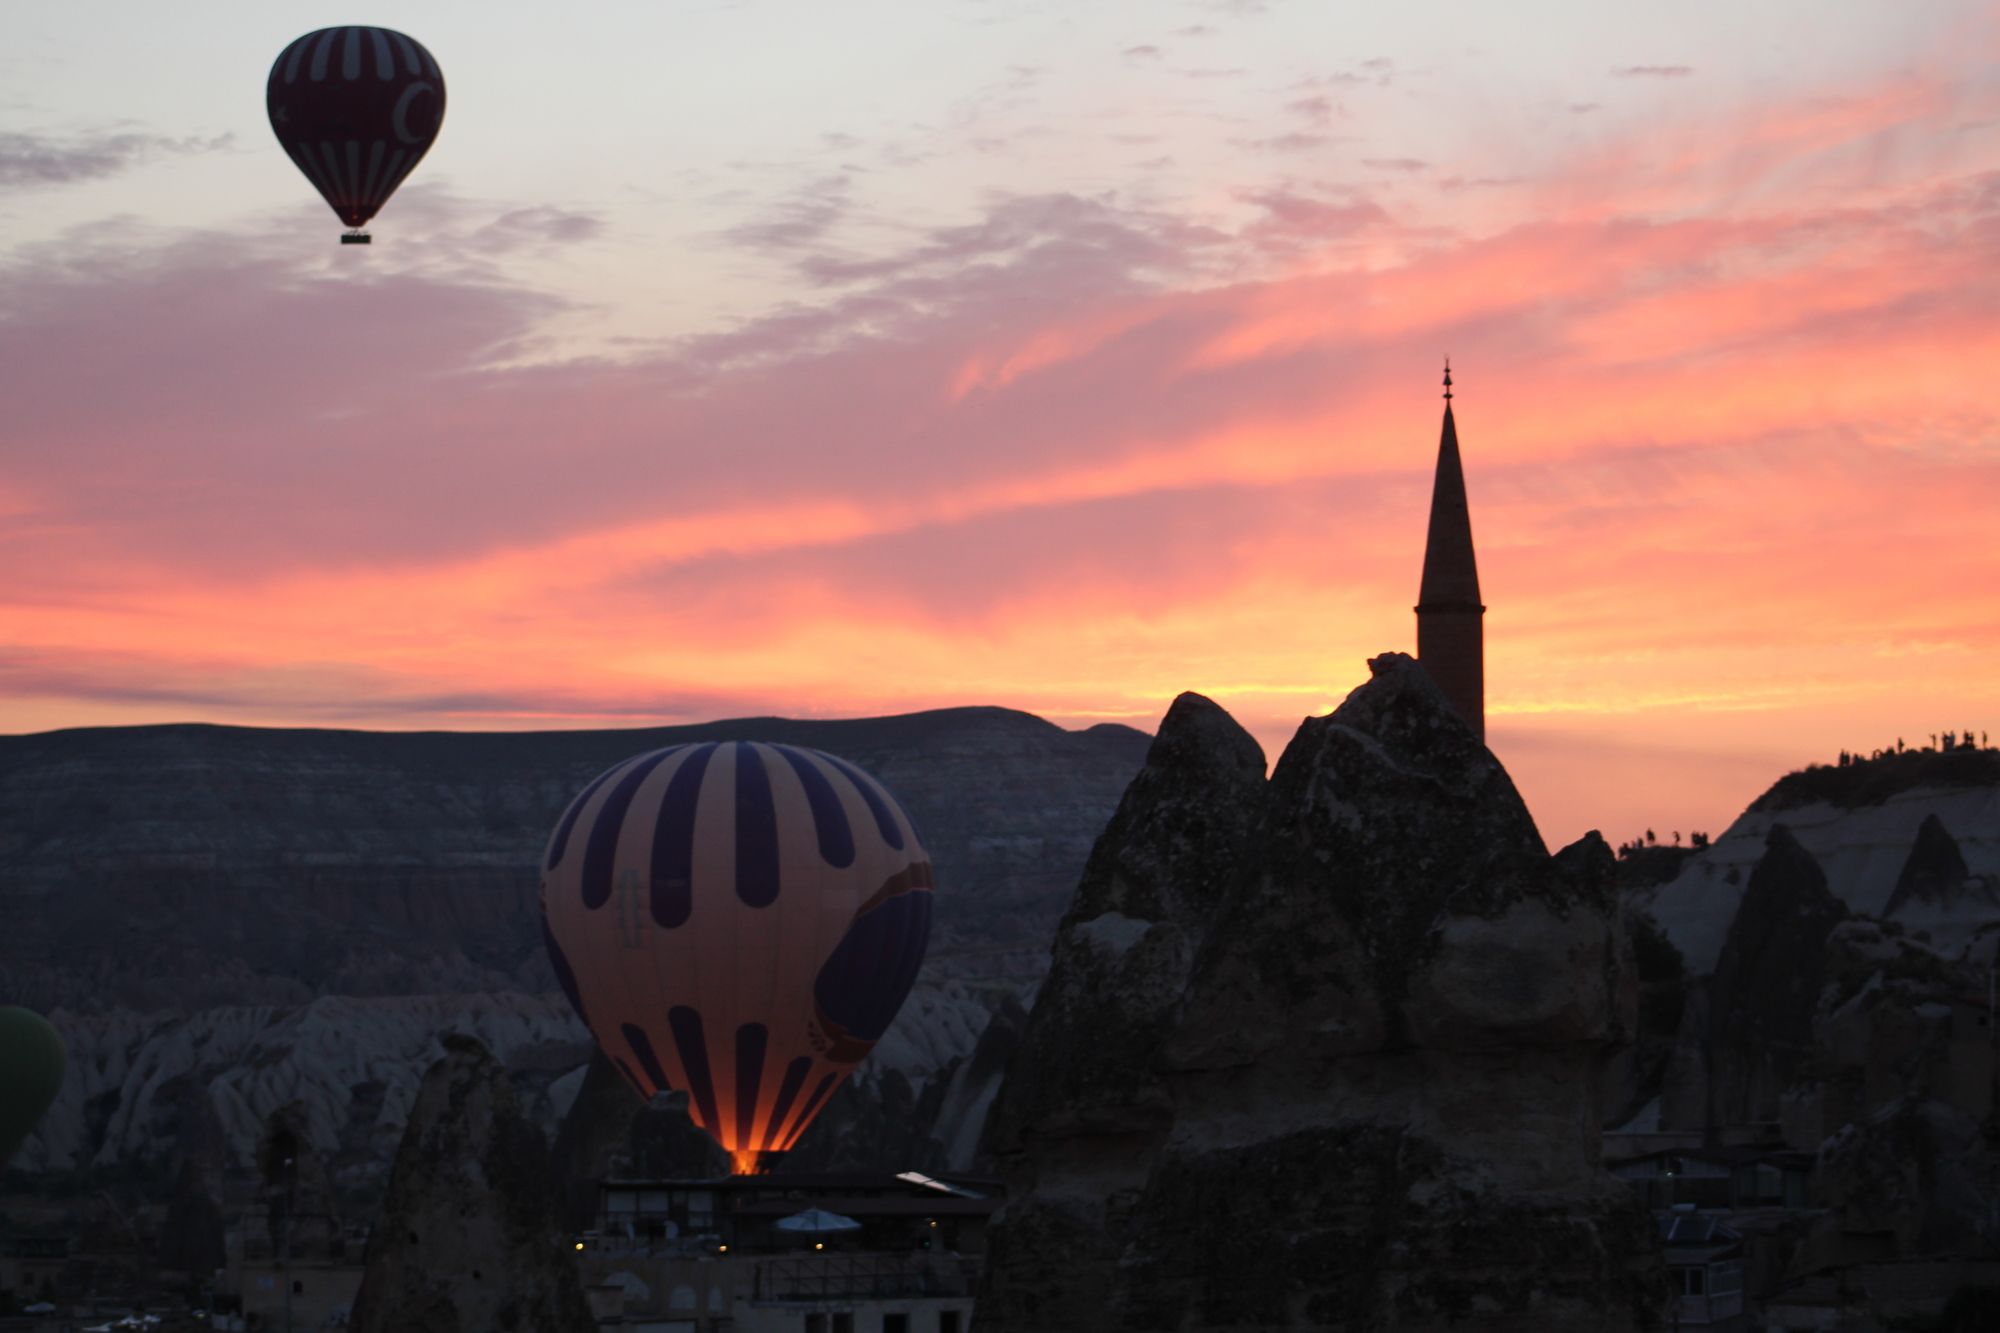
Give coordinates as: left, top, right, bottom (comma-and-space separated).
1415, 361, 1485, 742
223, 1206, 367, 1331
0, 1233, 68, 1304
1607, 1145, 1813, 1214
578, 1172, 993, 1332
232, 1254, 366, 1329
1659, 1211, 1747, 1329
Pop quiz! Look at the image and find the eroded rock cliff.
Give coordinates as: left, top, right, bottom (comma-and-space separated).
348, 1035, 596, 1333
1701, 825, 1850, 1128
978, 654, 1665, 1332
979, 692, 1269, 1325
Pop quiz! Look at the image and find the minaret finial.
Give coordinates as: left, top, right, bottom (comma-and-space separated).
1442, 357, 1453, 401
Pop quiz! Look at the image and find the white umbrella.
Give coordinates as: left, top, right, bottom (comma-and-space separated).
773, 1207, 862, 1234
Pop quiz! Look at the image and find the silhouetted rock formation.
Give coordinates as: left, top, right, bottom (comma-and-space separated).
1788, 918, 1999, 1262
257, 1101, 342, 1260
349, 1035, 595, 1333
1597, 909, 1689, 1131
978, 654, 1665, 1332
157, 1157, 228, 1277
979, 692, 1268, 1325
1884, 813, 1974, 918
1697, 826, 1849, 1130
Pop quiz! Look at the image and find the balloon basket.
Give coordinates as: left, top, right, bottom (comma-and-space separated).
341, 231, 372, 245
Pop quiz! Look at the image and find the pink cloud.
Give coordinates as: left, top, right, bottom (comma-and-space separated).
2, 51, 1998, 850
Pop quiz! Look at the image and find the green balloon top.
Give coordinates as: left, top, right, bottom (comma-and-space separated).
0, 1005, 66, 1169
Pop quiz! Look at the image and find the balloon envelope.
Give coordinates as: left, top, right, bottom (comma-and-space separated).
267, 27, 446, 231
0, 1006, 66, 1168
541, 742, 933, 1172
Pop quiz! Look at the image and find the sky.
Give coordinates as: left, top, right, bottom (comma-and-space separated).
2, 0, 1997, 851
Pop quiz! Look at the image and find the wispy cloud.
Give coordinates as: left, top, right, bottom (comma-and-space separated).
467, 207, 604, 253
1614, 65, 1695, 78
721, 175, 853, 252
1285, 94, 1338, 126
1235, 132, 1334, 153
0, 130, 232, 189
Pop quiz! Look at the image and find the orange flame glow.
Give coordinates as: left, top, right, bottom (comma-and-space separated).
731, 1148, 766, 1176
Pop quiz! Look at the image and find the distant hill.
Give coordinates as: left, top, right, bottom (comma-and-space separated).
0, 707, 1151, 1189
0, 707, 1151, 1013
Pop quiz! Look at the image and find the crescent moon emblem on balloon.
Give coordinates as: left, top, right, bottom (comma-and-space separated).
391, 81, 436, 145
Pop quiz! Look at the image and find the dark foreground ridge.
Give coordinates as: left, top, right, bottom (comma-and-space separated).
977, 652, 1666, 1331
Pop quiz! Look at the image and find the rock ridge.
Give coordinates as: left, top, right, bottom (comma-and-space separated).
348, 1035, 596, 1333
978, 653, 1664, 1331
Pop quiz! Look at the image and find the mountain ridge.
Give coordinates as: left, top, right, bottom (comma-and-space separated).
1, 703, 1152, 1190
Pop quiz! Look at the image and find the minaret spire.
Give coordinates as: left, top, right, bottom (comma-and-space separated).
1415, 360, 1485, 741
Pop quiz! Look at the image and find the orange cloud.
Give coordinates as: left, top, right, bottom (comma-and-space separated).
3, 45, 1998, 854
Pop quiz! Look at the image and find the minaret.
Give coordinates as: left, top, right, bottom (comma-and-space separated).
1415, 360, 1485, 741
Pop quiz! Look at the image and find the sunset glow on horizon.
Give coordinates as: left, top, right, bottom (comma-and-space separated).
3, 1, 1997, 849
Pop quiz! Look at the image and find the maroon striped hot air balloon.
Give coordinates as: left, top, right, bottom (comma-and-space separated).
267, 26, 446, 243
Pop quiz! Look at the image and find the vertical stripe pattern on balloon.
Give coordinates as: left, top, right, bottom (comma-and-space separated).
539, 742, 933, 1164
266, 26, 446, 230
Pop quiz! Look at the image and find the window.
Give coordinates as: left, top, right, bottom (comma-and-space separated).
293, 1279, 305, 1295
833, 1316, 854, 1333
805, 1316, 827, 1333
941, 1313, 963, 1333
1674, 1266, 1704, 1296
883, 1316, 909, 1333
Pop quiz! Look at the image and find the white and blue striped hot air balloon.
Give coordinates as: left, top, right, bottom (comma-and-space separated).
540, 741, 933, 1172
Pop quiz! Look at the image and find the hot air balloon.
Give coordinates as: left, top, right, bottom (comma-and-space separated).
0, 1006, 66, 1170
267, 26, 446, 244
541, 742, 933, 1174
